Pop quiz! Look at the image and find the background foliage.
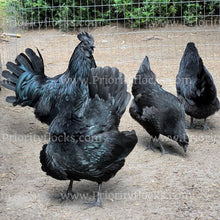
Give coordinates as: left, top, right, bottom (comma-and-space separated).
0, 0, 7, 31
1, 0, 219, 30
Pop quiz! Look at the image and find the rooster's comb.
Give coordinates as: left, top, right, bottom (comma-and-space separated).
77, 32, 94, 45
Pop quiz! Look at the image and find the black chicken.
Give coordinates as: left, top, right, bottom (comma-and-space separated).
129, 56, 188, 155
2, 32, 96, 125
40, 66, 137, 208
176, 42, 220, 129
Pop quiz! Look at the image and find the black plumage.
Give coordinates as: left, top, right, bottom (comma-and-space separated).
40, 66, 137, 208
176, 42, 220, 129
2, 32, 97, 125
129, 56, 188, 155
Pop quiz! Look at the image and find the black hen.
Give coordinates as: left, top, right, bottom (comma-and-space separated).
2, 32, 96, 125
176, 42, 220, 129
129, 56, 188, 155
40, 66, 137, 208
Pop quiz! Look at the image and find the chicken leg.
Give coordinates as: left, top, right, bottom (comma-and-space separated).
58, 180, 75, 201
84, 183, 102, 209
145, 138, 156, 152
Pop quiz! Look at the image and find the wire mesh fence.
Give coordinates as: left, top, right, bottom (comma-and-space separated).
0, 0, 220, 75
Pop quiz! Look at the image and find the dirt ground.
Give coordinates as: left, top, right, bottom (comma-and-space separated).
0, 25, 220, 220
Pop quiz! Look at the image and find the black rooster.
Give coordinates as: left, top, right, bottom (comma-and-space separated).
176, 42, 220, 129
130, 56, 188, 155
40, 66, 137, 208
2, 32, 96, 125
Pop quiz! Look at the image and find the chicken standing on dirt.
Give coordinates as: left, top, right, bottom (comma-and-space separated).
129, 56, 188, 155
2, 32, 96, 125
176, 42, 220, 129
40, 66, 137, 209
